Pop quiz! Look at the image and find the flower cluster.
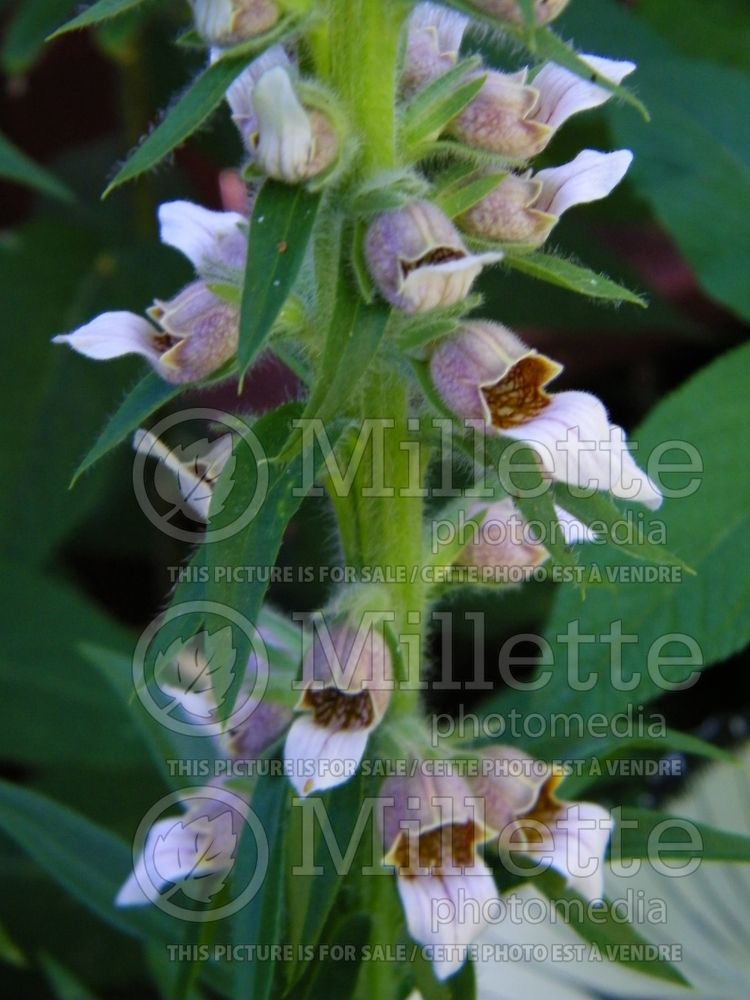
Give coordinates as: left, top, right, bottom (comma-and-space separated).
63, 0, 649, 983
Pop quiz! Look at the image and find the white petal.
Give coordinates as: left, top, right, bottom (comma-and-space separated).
53, 312, 160, 363
115, 818, 184, 907
252, 67, 314, 183
504, 391, 662, 510
534, 55, 636, 131
225, 44, 291, 124
553, 505, 597, 545
397, 863, 497, 980
535, 149, 633, 217
284, 715, 369, 797
547, 803, 614, 902
158, 201, 245, 274
401, 253, 502, 312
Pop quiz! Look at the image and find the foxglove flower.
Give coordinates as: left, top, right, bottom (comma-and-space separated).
133, 428, 234, 523
448, 55, 635, 159
191, 0, 279, 46
472, 747, 614, 901
460, 149, 633, 246
402, 3, 469, 97
159, 631, 292, 754
225, 46, 339, 183
468, 0, 570, 26
116, 782, 248, 906
53, 201, 245, 383
430, 322, 662, 508
458, 496, 594, 573
381, 771, 496, 980
285, 624, 393, 796
365, 200, 501, 312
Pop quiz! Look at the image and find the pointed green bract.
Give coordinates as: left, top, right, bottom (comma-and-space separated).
103, 53, 255, 196
71, 372, 182, 484
48, 0, 148, 39
503, 251, 647, 306
238, 181, 321, 386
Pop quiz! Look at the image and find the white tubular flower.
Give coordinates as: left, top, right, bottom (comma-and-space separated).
533, 54, 637, 132
448, 56, 635, 159
472, 748, 613, 902
284, 624, 393, 797
133, 428, 233, 523
191, 0, 280, 46
225, 46, 339, 182
381, 772, 496, 981
158, 200, 247, 278
402, 3, 470, 97
430, 322, 663, 509
458, 497, 594, 573
53, 201, 245, 382
468, 0, 570, 26
116, 783, 248, 907
365, 200, 501, 313
460, 149, 633, 246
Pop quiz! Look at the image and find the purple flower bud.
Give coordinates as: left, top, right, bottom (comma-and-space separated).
191, 0, 280, 46
402, 3, 469, 97
448, 68, 553, 159
285, 624, 393, 796
459, 171, 556, 247
147, 281, 239, 383
429, 321, 562, 428
468, 0, 570, 27
365, 200, 501, 313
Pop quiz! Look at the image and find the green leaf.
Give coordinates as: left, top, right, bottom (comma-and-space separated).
285, 774, 366, 989
39, 954, 98, 1000
231, 773, 289, 1000
0, 130, 73, 201
503, 251, 646, 307
238, 181, 320, 386
614, 807, 750, 863
401, 58, 485, 149
0, 919, 25, 969
2, 0, 75, 73
71, 372, 182, 484
48, 0, 148, 38
0, 779, 181, 945
553, 485, 690, 570
434, 170, 507, 220
103, 53, 253, 196
0, 564, 146, 769
566, 0, 750, 322
488, 341, 750, 759
561, 730, 733, 798
532, 869, 688, 986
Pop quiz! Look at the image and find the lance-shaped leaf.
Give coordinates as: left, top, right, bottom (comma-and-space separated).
104, 53, 256, 196
502, 251, 646, 307
552, 485, 689, 570
0, 130, 73, 201
71, 372, 182, 484
231, 772, 289, 1000
400, 58, 485, 150
237, 181, 320, 387
612, 807, 750, 863
434, 170, 508, 220
529, 872, 688, 986
49, 0, 148, 38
